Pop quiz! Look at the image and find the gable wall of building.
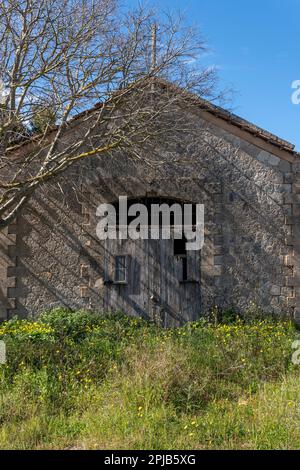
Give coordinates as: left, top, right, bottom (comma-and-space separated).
1, 106, 299, 321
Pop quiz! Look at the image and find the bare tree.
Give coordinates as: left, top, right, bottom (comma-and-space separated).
0, 0, 219, 229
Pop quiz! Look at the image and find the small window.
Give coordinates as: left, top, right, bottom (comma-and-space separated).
114, 255, 127, 283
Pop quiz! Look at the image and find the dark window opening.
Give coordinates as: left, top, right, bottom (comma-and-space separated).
113, 197, 197, 226
174, 236, 187, 256
174, 236, 188, 281
115, 255, 127, 283
182, 256, 188, 281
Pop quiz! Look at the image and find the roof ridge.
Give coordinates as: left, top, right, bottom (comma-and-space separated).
7, 77, 297, 155
155, 77, 295, 152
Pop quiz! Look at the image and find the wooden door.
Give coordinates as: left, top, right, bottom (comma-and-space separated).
156, 234, 201, 327
103, 234, 201, 325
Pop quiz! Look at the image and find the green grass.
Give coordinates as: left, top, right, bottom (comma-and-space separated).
0, 308, 299, 449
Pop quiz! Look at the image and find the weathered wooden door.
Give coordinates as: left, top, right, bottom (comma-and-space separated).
149, 235, 201, 326
103, 233, 201, 326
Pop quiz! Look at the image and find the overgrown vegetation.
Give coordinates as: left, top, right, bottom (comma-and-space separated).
0, 309, 299, 449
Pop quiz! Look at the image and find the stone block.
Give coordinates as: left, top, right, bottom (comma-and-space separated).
283, 204, 292, 216
284, 225, 293, 236
280, 245, 293, 255
292, 162, 300, 173
7, 225, 18, 235
281, 286, 294, 297
257, 150, 280, 166
214, 203, 223, 214
284, 255, 294, 267
284, 194, 300, 204
214, 255, 224, 265
278, 159, 292, 173
285, 236, 294, 246
285, 215, 299, 225
82, 212, 91, 225
6, 277, 16, 288
283, 266, 294, 276
80, 286, 89, 298
213, 194, 222, 203
287, 297, 297, 307
213, 266, 222, 276
270, 285, 281, 296
293, 183, 300, 194
284, 173, 294, 184
285, 277, 296, 287
283, 184, 292, 193
294, 308, 300, 323
214, 245, 223, 255
213, 235, 223, 245
80, 265, 90, 279
6, 287, 22, 298
293, 204, 300, 217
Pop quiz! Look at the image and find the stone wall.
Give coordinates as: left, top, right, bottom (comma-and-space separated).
0, 104, 299, 321
0, 225, 17, 320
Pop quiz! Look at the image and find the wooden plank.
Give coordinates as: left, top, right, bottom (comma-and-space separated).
102, 229, 202, 324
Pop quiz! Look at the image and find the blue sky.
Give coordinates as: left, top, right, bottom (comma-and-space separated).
128, 0, 300, 149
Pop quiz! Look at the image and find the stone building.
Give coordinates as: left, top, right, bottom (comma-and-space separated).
1, 82, 300, 325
